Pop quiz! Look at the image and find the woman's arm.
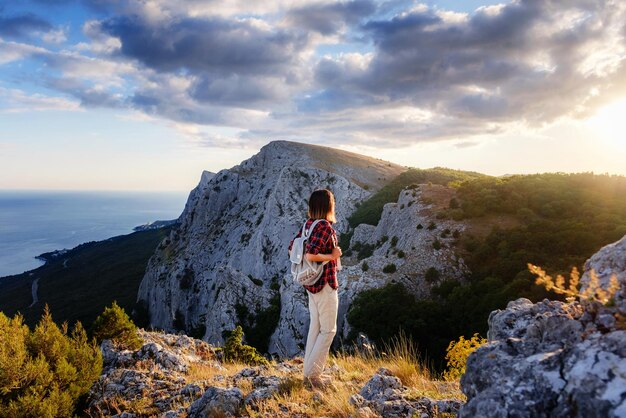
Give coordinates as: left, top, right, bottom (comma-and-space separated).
305, 247, 341, 262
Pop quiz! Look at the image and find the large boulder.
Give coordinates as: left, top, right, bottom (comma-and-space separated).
187, 386, 244, 418
460, 235, 626, 418
350, 368, 462, 418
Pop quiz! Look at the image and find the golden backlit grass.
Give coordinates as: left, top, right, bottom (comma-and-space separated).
186, 360, 245, 384
232, 333, 463, 417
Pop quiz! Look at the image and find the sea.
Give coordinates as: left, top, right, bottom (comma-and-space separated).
0, 190, 189, 278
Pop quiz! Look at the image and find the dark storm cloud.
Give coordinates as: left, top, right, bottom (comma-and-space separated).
0, 13, 52, 39
285, 0, 376, 35
94, 14, 310, 107
99, 16, 308, 75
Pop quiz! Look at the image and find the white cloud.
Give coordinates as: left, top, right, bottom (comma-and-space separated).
42, 27, 68, 44
0, 39, 45, 64
0, 86, 81, 112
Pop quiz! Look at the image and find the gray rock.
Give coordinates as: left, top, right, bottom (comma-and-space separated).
187, 386, 244, 418
460, 234, 626, 418
355, 368, 462, 418
582, 234, 626, 311
137, 342, 188, 372
87, 330, 218, 417
359, 367, 404, 402
339, 186, 469, 340
180, 383, 203, 397
352, 406, 379, 418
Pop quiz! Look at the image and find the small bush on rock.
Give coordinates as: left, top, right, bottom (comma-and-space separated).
425, 267, 440, 283
383, 264, 397, 274
223, 325, 268, 366
92, 301, 143, 350
444, 333, 486, 381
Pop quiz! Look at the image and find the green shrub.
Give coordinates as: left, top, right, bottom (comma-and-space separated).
339, 230, 354, 252
223, 325, 268, 366
397, 250, 405, 258
449, 209, 465, 221
0, 306, 102, 417
362, 262, 369, 272
433, 239, 442, 250
235, 294, 281, 354
92, 301, 143, 350
383, 264, 397, 274
427, 221, 437, 230
391, 236, 399, 247
425, 267, 440, 283
416, 224, 423, 230
352, 241, 376, 260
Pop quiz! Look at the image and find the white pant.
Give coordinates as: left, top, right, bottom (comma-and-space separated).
303, 283, 338, 378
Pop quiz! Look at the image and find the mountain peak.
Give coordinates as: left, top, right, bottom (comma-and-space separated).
253, 140, 406, 191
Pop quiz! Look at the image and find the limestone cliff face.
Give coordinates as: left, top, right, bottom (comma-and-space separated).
338, 185, 469, 339
137, 141, 407, 356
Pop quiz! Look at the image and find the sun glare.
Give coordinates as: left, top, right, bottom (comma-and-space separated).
587, 99, 626, 149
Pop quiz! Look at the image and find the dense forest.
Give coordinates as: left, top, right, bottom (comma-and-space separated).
0, 227, 172, 328
347, 172, 626, 368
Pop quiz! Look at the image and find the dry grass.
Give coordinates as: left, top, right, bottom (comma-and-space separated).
419, 184, 458, 214
184, 333, 463, 417
186, 360, 244, 384
332, 333, 463, 402
94, 394, 161, 416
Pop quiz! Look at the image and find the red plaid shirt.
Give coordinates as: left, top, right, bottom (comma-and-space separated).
288, 218, 339, 293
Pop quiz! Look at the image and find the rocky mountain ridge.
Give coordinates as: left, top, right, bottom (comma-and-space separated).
138, 140, 434, 356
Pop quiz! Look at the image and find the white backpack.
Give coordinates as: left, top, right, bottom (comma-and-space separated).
290, 219, 329, 286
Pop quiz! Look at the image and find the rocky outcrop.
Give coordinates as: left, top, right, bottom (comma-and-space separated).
137, 140, 407, 356
87, 330, 222, 417
187, 387, 243, 418
460, 234, 626, 418
88, 330, 461, 418
350, 368, 462, 418
340, 185, 468, 338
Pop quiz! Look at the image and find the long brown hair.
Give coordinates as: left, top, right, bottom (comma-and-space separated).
307, 189, 336, 223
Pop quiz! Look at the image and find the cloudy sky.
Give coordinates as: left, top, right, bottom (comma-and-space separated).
1, 0, 625, 191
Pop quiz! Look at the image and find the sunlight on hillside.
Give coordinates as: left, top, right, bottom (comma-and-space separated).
587, 98, 626, 149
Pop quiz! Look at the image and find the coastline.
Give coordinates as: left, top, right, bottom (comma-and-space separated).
1, 219, 179, 279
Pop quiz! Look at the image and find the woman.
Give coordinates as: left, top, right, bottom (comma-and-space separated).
288, 189, 342, 388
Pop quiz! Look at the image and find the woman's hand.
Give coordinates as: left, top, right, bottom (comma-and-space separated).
305, 247, 342, 263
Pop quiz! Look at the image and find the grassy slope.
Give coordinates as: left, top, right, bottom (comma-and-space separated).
0, 227, 172, 329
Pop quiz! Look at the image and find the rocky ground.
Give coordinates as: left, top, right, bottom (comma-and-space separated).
86, 330, 462, 417
459, 234, 626, 418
